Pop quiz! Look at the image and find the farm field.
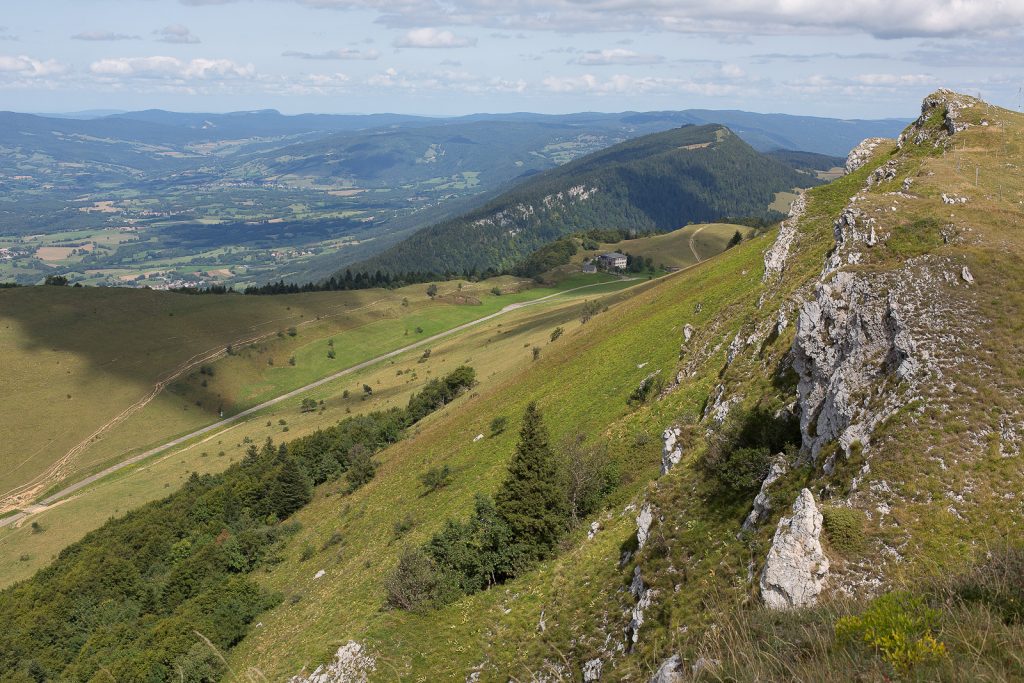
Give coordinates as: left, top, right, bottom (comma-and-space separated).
0, 272, 629, 514
0, 271, 653, 587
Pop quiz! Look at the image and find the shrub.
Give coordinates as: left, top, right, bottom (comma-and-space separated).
419, 465, 452, 493
701, 406, 801, 498
835, 592, 948, 673
321, 532, 344, 550
384, 547, 445, 612
489, 416, 508, 436
393, 515, 416, 539
299, 544, 315, 562
627, 372, 665, 405
550, 327, 563, 342
491, 286, 502, 296
821, 506, 865, 554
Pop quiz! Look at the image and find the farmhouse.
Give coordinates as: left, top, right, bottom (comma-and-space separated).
582, 260, 597, 274
598, 252, 627, 270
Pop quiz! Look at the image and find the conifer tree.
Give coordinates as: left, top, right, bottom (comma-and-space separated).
272, 456, 312, 519
495, 402, 568, 567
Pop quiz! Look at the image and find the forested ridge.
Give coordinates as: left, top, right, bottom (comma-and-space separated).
0, 367, 476, 682
350, 124, 815, 277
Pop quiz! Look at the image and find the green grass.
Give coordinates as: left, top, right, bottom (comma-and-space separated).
0, 272, 624, 512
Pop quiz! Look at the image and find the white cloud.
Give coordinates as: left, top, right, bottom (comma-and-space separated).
541, 73, 738, 96
263, 0, 1024, 40
89, 56, 255, 80
0, 55, 66, 77
573, 49, 664, 66
367, 66, 525, 93
72, 31, 140, 42
154, 24, 201, 44
282, 48, 379, 60
393, 27, 476, 48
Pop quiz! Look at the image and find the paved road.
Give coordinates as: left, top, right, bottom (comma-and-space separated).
0, 278, 630, 529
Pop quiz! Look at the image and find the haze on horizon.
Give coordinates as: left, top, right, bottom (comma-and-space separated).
1, 0, 1022, 119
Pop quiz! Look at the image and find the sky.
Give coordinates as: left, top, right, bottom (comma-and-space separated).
0, 0, 1022, 119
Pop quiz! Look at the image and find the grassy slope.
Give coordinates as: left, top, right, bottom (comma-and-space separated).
225, 224, 786, 678
0, 275, 637, 587
578, 223, 755, 270
0, 274, 624, 508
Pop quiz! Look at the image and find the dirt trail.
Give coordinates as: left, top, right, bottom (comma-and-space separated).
0, 296, 392, 512
688, 224, 708, 263
0, 278, 629, 528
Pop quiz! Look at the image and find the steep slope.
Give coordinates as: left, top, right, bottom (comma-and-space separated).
351, 124, 813, 276
0, 91, 1018, 682
233, 90, 1023, 679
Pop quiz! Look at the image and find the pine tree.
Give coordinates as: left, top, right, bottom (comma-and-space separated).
495, 402, 569, 568
272, 456, 312, 519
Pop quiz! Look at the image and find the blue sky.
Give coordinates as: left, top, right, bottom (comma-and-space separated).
0, 0, 1021, 118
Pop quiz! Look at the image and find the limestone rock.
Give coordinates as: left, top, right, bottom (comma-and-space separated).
961, 266, 974, 284
636, 503, 654, 550
793, 269, 922, 459
588, 521, 601, 540
627, 566, 657, 645
742, 455, 788, 531
760, 489, 829, 609
313, 569, 326, 580
845, 138, 889, 174
682, 324, 694, 343
583, 658, 603, 681
648, 655, 684, 683
762, 192, 806, 280
661, 427, 683, 475
289, 641, 376, 683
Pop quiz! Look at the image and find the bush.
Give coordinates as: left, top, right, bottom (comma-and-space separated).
299, 544, 315, 562
701, 406, 800, 498
627, 372, 665, 405
384, 547, 446, 612
550, 327, 563, 342
821, 506, 865, 554
490, 416, 508, 436
393, 515, 416, 539
835, 592, 948, 673
419, 465, 452, 493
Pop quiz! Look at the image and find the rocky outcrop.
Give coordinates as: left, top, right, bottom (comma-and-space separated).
762, 192, 806, 281
661, 427, 683, 475
760, 489, 829, 609
635, 503, 654, 550
742, 455, 788, 531
845, 138, 889, 174
899, 89, 981, 148
289, 641, 376, 683
793, 268, 922, 460
648, 656, 684, 683
626, 566, 657, 646
583, 658, 603, 681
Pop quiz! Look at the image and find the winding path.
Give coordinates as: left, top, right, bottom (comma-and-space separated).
0, 278, 630, 529
687, 224, 709, 263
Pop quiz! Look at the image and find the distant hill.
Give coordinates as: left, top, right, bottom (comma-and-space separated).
349, 124, 816, 276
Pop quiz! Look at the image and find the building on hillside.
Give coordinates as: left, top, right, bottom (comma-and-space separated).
598, 252, 628, 270
582, 260, 597, 274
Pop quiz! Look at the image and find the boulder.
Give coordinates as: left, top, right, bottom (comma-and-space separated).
583, 658, 603, 681
741, 455, 788, 531
648, 655, 685, 683
636, 503, 654, 550
760, 489, 829, 609
289, 641, 375, 683
661, 427, 683, 475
